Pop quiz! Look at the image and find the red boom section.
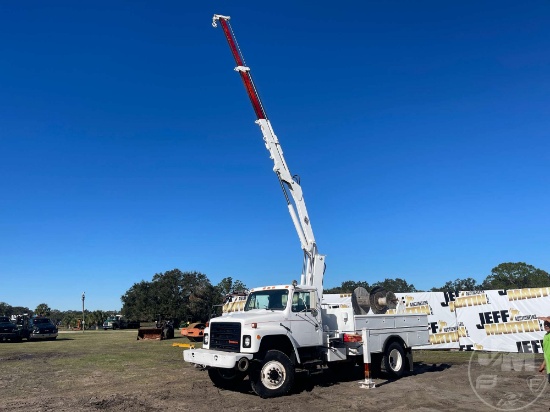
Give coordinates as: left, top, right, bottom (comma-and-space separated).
219, 18, 267, 120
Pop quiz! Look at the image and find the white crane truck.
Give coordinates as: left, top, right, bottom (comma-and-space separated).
183, 15, 429, 398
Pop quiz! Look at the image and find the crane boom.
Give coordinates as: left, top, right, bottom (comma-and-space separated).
212, 14, 325, 293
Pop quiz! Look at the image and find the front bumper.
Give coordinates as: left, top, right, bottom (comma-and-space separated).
0, 332, 20, 341
30, 332, 58, 339
183, 348, 253, 369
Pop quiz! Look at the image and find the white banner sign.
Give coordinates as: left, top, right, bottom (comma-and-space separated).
392, 292, 461, 350
455, 289, 549, 353
390, 288, 550, 352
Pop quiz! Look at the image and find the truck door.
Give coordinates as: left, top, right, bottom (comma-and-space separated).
290, 290, 322, 347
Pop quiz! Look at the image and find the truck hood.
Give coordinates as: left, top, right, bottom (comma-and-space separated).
32, 322, 57, 331
214, 309, 286, 325
0, 322, 16, 331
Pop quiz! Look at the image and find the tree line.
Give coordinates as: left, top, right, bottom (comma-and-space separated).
323, 262, 550, 293
0, 301, 121, 330
119, 269, 246, 327
1, 262, 548, 327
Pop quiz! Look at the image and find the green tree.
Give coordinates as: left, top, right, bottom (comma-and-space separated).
482, 262, 550, 290
372, 278, 417, 293
121, 280, 157, 321
324, 280, 370, 294
49, 309, 63, 325
88, 310, 107, 329
61, 310, 80, 329
431, 277, 480, 292
121, 269, 219, 324
34, 303, 51, 316
12, 306, 32, 316
0, 302, 13, 316
216, 277, 248, 295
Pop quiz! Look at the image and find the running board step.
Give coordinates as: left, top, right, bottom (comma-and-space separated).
301, 360, 324, 370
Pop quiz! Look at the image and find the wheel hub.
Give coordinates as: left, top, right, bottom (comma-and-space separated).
261, 361, 285, 389
389, 348, 403, 371
267, 368, 281, 383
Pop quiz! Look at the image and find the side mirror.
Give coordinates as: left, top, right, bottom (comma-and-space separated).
310, 308, 319, 317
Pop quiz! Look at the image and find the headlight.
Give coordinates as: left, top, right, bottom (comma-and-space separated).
33, 328, 40, 333
203, 333, 209, 345
243, 335, 251, 348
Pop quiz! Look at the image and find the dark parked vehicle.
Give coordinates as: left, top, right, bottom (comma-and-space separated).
24, 317, 58, 341
0, 316, 21, 342
103, 315, 126, 330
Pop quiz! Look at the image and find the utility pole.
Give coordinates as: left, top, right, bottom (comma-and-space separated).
82, 292, 85, 333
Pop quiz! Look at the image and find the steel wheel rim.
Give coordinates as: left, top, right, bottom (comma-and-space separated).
388, 348, 403, 371
260, 360, 285, 389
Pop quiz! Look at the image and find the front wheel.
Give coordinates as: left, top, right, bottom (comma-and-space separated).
207, 367, 246, 390
250, 350, 294, 398
382, 341, 406, 378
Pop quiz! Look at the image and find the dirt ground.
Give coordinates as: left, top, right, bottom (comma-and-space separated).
1, 339, 549, 412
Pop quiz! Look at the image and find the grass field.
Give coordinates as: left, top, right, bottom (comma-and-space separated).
0, 331, 545, 411
0, 330, 191, 402
1, 329, 473, 365
0, 329, 473, 395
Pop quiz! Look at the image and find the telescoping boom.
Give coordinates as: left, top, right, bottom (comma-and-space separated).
212, 14, 326, 294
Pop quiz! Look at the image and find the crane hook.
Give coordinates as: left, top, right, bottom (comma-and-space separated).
212, 14, 230, 28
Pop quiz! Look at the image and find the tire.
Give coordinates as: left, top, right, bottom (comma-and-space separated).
370, 353, 382, 378
250, 350, 294, 398
207, 367, 246, 390
162, 327, 174, 340
382, 341, 406, 378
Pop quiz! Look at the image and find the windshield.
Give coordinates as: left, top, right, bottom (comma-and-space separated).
245, 289, 289, 311
31, 318, 51, 325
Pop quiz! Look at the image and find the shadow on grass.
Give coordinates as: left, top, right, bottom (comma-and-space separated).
194, 361, 453, 397
22, 337, 75, 342
293, 361, 453, 393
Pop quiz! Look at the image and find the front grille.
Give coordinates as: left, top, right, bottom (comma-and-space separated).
209, 322, 241, 352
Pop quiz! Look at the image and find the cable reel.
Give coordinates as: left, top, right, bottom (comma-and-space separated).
352, 286, 399, 315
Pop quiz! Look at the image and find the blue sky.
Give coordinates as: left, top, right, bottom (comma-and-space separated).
1, 1, 548, 311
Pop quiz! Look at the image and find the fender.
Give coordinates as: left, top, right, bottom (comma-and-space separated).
258, 331, 302, 365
